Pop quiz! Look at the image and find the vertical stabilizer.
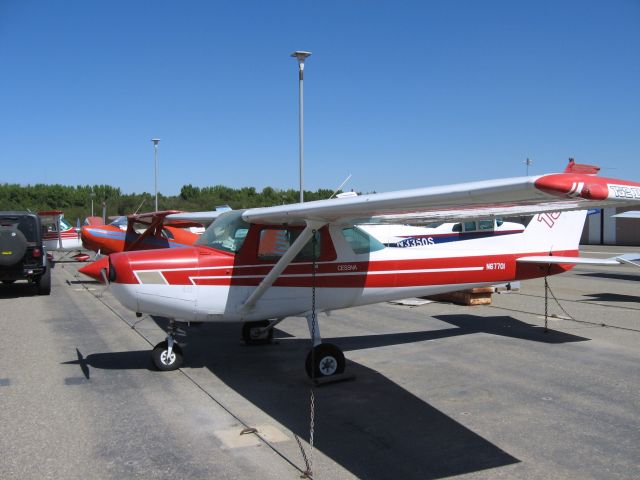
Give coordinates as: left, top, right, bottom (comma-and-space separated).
521, 210, 588, 254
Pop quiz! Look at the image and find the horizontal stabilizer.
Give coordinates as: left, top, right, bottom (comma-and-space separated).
517, 256, 620, 265
517, 254, 640, 267
613, 211, 640, 219
616, 253, 640, 268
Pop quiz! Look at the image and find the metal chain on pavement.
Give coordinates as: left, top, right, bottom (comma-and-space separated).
543, 275, 637, 332
544, 276, 549, 332
297, 230, 318, 479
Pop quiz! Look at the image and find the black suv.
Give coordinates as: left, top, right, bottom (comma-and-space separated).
0, 211, 51, 295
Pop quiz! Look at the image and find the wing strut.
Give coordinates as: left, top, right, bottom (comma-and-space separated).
241, 220, 326, 314
125, 217, 163, 251
57, 213, 63, 250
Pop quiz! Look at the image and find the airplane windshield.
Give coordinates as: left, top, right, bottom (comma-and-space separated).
109, 216, 128, 228
196, 210, 249, 254
59, 217, 72, 230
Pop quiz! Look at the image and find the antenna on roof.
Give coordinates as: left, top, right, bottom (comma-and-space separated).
329, 174, 353, 199
134, 199, 146, 215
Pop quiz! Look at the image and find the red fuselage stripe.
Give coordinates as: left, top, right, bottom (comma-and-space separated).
131, 250, 577, 288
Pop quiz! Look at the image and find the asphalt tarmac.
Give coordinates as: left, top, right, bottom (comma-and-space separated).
1, 246, 638, 479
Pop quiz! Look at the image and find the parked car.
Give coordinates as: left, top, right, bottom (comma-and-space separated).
0, 211, 51, 295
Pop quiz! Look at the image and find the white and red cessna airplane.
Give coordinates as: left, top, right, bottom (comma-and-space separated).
88, 161, 640, 375
38, 211, 83, 251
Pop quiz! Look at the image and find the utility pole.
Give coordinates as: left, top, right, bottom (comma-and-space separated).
151, 138, 161, 211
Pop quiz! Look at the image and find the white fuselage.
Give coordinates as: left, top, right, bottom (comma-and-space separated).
109, 211, 584, 323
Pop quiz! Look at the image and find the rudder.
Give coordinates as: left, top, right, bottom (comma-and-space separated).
521, 210, 588, 254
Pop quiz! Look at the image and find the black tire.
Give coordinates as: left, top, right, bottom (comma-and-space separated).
152, 341, 183, 371
0, 227, 27, 266
36, 264, 51, 295
242, 320, 273, 345
305, 343, 345, 378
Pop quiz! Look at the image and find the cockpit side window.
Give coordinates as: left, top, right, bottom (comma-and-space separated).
478, 220, 494, 230
59, 217, 72, 230
257, 228, 321, 262
463, 221, 477, 232
341, 226, 385, 254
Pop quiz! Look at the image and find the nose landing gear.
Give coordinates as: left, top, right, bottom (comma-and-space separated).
152, 320, 184, 371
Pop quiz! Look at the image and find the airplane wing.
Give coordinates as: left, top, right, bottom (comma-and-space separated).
128, 210, 183, 224
241, 171, 640, 226
37, 210, 64, 223
165, 209, 230, 226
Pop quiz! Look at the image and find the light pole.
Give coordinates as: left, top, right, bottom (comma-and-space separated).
151, 138, 161, 211
291, 50, 311, 203
90, 191, 95, 217
525, 157, 533, 176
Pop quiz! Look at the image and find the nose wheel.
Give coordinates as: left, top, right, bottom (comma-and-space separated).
152, 340, 183, 371
151, 320, 184, 371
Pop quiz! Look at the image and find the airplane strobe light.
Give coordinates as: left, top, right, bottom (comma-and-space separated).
82, 162, 640, 376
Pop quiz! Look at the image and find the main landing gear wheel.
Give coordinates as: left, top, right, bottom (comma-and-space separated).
242, 320, 274, 345
305, 343, 345, 378
152, 340, 183, 371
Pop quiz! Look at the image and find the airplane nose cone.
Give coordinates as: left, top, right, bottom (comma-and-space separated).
78, 256, 109, 282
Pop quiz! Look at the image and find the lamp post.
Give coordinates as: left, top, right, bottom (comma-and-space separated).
525, 157, 533, 176
151, 138, 161, 211
291, 50, 311, 203
90, 191, 95, 217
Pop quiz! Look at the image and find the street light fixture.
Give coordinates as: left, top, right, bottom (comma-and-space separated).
291, 50, 311, 203
151, 138, 161, 211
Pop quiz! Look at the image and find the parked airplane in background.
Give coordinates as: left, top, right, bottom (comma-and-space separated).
80, 205, 232, 258
83, 161, 640, 375
360, 218, 525, 247
38, 211, 83, 251
80, 210, 202, 256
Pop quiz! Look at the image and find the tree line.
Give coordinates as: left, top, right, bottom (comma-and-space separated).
0, 183, 340, 222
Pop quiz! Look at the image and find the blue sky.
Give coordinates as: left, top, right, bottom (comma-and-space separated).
1, 1, 638, 196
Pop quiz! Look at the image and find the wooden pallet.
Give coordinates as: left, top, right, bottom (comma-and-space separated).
424, 287, 494, 306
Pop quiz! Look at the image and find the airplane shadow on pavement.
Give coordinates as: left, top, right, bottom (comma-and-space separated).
576, 271, 640, 282
579, 292, 640, 303
65, 314, 590, 479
